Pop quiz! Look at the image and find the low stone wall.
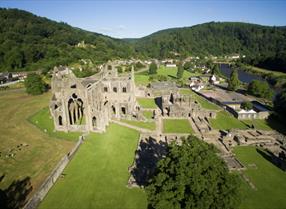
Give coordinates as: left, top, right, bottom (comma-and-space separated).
23, 136, 84, 209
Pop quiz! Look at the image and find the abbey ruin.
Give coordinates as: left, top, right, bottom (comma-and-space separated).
50, 65, 140, 132
50, 63, 217, 133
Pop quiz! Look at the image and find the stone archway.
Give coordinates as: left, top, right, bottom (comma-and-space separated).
92, 116, 97, 128
68, 94, 84, 125
58, 116, 63, 126
111, 105, 116, 115
121, 106, 126, 115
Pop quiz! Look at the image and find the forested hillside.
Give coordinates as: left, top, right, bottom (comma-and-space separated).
0, 8, 134, 72
132, 22, 286, 71
0, 8, 286, 73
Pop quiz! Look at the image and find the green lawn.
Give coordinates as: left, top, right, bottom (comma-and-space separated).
143, 111, 153, 120
134, 66, 199, 86
29, 107, 81, 141
156, 66, 195, 79
0, 90, 74, 195
121, 119, 156, 131
234, 146, 286, 209
163, 119, 193, 133
242, 119, 273, 131
210, 111, 248, 130
137, 98, 157, 109
135, 74, 150, 86
179, 89, 220, 110
39, 123, 147, 209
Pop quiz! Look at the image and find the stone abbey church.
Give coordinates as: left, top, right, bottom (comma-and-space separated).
50, 65, 139, 132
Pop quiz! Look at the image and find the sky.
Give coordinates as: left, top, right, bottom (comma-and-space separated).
1, 0, 286, 38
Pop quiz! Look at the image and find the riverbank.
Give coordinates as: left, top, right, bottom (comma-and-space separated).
240, 65, 286, 87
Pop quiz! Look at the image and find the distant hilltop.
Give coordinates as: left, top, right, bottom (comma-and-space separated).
0, 8, 285, 73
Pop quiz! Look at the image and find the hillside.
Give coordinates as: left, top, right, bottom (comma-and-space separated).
0, 8, 134, 72
132, 22, 286, 71
0, 8, 286, 73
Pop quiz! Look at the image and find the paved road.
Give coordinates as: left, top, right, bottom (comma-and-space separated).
0, 80, 21, 87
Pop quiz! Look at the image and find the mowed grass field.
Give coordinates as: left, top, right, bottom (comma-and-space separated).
29, 107, 81, 141
121, 119, 156, 130
163, 119, 193, 133
0, 90, 74, 193
242, 119, 273, 131
210, 111, 248, 130
234, 146, 286, 209
135, 66, 198, 86
39, 123, 147, 209
137, 98, 157, 109
179, 88, 221, 110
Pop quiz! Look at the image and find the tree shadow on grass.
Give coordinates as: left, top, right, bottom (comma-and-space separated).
256, 148, 286, 171
131, 137, 168, 186
0, 176, 33, 209
167, 75, 177, 79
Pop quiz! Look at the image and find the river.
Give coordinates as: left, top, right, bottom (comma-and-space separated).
219, 64, 263, 83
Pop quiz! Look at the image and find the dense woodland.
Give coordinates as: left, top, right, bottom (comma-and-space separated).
131, 22, 286, 71
0, 8, 134, 72
0, 8, 286, 73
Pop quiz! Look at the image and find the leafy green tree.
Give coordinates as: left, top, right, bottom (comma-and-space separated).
176, 64, 184, 79
146, 136, 241, 209
212, 64, 221, 75
183, 61, 193, 71
228, 69, 240, 91
274, 90, 286, 118
148, 62, 158, 75
247, 80, 274, 100
241, 101, 253, 110
24, 73, 46, 95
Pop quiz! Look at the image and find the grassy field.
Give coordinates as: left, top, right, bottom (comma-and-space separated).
143, 110, 153, 120
39, 123, 147, 209
179, 88, 221, 110
163, 119, 193, 133
0, 90, 74, 194
234, 146, 286, 209
134, 66, 198, 86
29, 107, 82, 141
137, 98, 157, 109
210, 111, 248, 130
121, 119, 156, 131
242, 119, 273, 131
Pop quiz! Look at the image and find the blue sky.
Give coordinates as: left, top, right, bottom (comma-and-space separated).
1, 0, 286, 38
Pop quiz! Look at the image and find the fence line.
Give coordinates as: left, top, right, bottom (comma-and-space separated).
23, 136, 84, 209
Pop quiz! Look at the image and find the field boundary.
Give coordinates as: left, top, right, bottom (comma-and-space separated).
23, 135, 84, 209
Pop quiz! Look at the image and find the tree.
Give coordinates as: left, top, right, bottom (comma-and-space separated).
247, 80, 274, 100
146, 136, 241, 209
176, 64, 184, 79
183, 61, 193, 71
149, 62, 158, 75
212, 64, 220, 76
228, 69, 240, 91
274, 90, 286, 118
241, 101, 253, 110
24, 73, 46, 95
